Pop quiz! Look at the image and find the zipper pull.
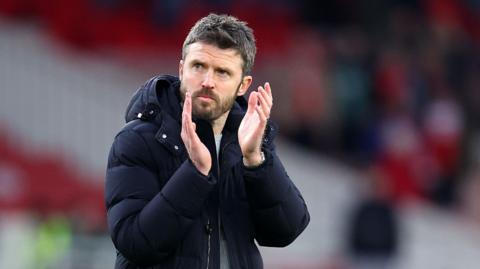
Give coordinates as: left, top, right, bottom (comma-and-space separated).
205, 223, 213, 235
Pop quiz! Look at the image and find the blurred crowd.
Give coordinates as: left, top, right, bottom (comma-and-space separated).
282, 2, 480, 266
278, 0, 480, 210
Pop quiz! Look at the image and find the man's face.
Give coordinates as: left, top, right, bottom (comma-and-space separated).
179, 42, 251, 122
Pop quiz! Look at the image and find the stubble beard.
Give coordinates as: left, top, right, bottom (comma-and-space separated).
180, 82, 241, 122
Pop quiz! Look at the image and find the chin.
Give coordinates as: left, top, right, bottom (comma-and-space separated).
193, 110, 214, 121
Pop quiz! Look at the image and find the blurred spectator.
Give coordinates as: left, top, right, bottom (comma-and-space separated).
329, 27, 372, 162
373, 110, 433, 203
459, 166, 480, 225
285, 29, 337, 153
459, 128, 480, 221
422, 90, 464, 206
346, 168, 400, 269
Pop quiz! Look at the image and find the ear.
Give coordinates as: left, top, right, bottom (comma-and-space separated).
237, 75, 252, 96
179, 60, 184, 80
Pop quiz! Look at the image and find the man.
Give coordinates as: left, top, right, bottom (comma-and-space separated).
105, 13, 310, 269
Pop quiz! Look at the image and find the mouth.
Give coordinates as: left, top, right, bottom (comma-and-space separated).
196, 95, 216, 102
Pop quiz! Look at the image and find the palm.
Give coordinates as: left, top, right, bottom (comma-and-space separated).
186, 128, 211, 169
238, 105, 263, 155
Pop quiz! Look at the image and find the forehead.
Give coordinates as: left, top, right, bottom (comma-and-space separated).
184, 42, 243, 70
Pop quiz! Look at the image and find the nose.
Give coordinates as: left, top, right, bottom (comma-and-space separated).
201, 70, 215, 89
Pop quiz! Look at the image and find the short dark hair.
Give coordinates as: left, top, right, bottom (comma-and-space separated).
182, 13, 256, 75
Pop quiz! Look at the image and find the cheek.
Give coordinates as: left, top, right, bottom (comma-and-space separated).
188, 71, 206, 84
181, 73, 198, 87
219, 85, 239, 102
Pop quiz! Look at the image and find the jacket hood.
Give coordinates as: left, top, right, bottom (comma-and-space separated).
124, 75, 182, 123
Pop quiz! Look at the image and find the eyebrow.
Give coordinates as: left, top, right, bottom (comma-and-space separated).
190, 59, 235, 74
190, 59, 205, 66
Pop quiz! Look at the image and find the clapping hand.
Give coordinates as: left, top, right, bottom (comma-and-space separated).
238, 82, 273, 167
181, 92, 212, 175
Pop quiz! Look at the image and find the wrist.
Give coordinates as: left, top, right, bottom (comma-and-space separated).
191, 160, 211, 176
243, 151, 265, 168
198, 167, 210, 176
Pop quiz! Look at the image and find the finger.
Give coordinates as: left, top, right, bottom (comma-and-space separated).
183, 97, 201, 144
258, 85, 271, 105
257, 89, 271, 119
182, 97, 190, 138
182, 92, 195, 145
247, 91, 258, 115
182, 108, 192, 138
183, 92, 192, 120
255, 104, 268, 123
261, 83, 273, 107
185, 115, 197, 143
264, 82, 272, 98
181, 113, 190, 147
182, 93, 189, 128
184, 93, 195, 133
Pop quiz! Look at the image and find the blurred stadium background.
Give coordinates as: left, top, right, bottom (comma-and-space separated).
1, 0, 480, 268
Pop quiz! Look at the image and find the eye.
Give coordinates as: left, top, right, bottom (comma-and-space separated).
217, 69, 230, 78
192, 62, 204, 70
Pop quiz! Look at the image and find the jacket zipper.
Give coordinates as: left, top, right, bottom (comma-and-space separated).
205, 138, 233, 269
205, 219, 212, 269
217, 140, 233, 269
216, 149, 222, 269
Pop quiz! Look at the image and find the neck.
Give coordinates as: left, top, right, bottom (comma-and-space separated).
210, 110, 230, 135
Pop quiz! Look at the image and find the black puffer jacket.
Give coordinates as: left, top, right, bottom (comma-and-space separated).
105, 75, 310, 269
